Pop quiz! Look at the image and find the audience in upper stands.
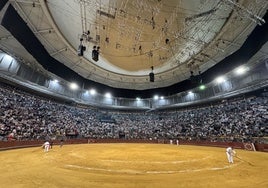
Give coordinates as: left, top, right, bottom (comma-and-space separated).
0, 82, 267, 143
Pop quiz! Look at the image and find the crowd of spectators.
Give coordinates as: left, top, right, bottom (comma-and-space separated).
0, 82, 267, 143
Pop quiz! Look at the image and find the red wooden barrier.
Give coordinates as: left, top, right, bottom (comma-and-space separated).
0, 139, 267, 152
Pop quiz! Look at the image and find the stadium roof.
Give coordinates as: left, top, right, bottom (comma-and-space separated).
0, 0, 267, 98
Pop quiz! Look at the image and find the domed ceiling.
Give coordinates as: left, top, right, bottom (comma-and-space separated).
1, 0, 267, 90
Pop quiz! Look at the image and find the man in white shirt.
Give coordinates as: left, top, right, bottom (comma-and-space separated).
42, 141, 50, 152
226, 146, 236, 164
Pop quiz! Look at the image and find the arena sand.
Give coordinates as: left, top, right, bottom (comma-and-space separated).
0, 144, 267, 188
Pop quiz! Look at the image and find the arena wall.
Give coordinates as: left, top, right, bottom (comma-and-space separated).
0, 139, 267, 152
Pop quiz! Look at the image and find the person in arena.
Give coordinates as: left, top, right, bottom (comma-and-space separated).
226, 146, 236, 164
60, 138, 64, 148
42, 141, 50, 152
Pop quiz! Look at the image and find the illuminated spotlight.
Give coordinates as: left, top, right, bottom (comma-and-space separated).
89, 89, 96, 95
105, 92, 112, 98
136, 97, 141, 101
215, 76, 225, 84
154, 95, 159, 100
188, 91, 193, 94
160, 96, 164, 100
70, 82, 78, 90
4, 54, 13, 61
53, 79, 59, 83
199, 84, 206, 90
235, 66, 248, 75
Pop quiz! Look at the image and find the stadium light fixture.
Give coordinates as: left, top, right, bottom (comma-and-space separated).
154, 95, 159, 100
89, 89, 96, 95
105, 92, 112, 98
215, 76, 225, 84
70, 82, 78, 90
4, 54, 13, 61
235, 66, 248, 75
199, 84, 206, 90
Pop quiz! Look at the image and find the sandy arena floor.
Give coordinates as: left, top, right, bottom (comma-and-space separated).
0, 143, 268, 188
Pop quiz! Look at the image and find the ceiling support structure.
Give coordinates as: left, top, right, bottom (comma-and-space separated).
0, 35, 14, 40
224, 0, 265, 25
13, 1, 57, 50
185, 8, 218, 22
0, 28, 54, 41
50, 47, 68, 57
10, 0, 40, 6
79, 0, 87, 35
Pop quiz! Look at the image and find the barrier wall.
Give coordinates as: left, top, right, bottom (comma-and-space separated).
0, 139, 267, 152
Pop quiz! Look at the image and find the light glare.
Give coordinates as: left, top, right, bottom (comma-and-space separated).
70, 82, 78, 90
235, 66, 248, 75
90, 89, 96, 95
105, 93, 111, 98
216, 76, 225, 84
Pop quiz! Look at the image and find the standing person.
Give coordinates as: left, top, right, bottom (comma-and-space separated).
42, 141, 50, 152
226, 146, 236, 164
60, 138, 64, 148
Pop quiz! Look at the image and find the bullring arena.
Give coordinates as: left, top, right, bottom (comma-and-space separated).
0, 1, 268, 187
1, 141, 268, 188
